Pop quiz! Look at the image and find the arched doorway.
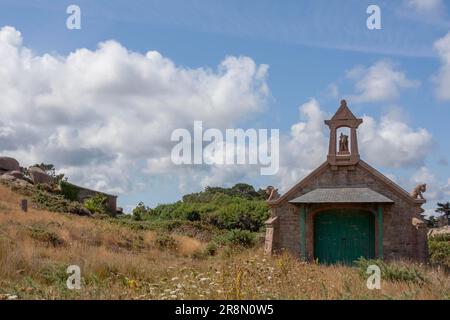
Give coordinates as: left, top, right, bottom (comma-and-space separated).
314, 209, 375, 264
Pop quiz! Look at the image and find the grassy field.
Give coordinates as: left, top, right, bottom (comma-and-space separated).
1, 184, 450, 300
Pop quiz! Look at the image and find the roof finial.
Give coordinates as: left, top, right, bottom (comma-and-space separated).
340, 99, 347, 107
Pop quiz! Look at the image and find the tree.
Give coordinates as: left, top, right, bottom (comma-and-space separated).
426, 216, 438, 228
132, 202, 152, 220
435, 202, 450, 225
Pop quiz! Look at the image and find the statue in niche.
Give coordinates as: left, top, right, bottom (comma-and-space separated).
338, 132, 350, 154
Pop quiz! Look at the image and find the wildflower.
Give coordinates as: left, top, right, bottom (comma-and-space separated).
127, 279, 138, 288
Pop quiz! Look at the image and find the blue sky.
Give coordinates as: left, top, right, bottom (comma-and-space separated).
0, 0, 449, 215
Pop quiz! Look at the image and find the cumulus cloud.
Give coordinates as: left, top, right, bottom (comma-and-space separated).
276, 99, 328, 190
410, 167, 443, 201
0, 26, 269, 194
346, 60, 420, 103
433, 32, 450, 101
143, 122, 279, 192
145, 99, 328, 192
359, 110, 433, 168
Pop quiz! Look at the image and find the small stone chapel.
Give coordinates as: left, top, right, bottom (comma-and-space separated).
264, 100, 428, 264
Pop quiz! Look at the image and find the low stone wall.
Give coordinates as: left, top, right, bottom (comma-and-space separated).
64, 182, 117, 214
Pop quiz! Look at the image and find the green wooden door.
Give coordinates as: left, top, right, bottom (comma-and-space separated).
314, 209, 375, 264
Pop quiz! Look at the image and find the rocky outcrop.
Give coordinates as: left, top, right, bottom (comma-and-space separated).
0, 172, 34, 193
0, 157, 118, 218
0, 157, 20, 172
7, 170, 26, 180
28, 166, 54, 185
428, 226, 450, 238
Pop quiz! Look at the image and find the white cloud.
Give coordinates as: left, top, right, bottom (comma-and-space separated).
405, 0, 444, 13
0, 26, 269, 194
325, 83, 339, 99
276, 99, 328, 190
359, 110, 433, 168
410, 167, 442, 201
144, 99, 346, 193
0, 26, 22, 47
346, 60, 420, 103
433, 32, 450, 101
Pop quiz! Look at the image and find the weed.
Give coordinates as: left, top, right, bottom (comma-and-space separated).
356, 258, 427, 284
84, 194, 108, 215
155, 233, 178, 250
26, 226, 65, 247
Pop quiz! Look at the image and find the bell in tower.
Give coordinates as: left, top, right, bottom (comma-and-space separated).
324, 100, 363, 166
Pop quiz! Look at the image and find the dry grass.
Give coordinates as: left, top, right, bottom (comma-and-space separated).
1, 184, 450, 300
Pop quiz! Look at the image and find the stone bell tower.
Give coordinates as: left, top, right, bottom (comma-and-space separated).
325, 100, 363, 166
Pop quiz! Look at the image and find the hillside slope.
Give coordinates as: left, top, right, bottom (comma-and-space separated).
0, 184, 206, 299
1, 184, 450, 300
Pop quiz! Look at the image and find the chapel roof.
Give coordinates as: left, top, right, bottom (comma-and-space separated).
289, 187, 394, 204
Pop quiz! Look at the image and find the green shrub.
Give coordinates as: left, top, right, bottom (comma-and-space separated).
32, 189, 85, 215
27, 226, 65, 247
228, 229, 256, 247
84, 193, 108, 215
182, 183, 265, 202
185, 211, 201, 222
132, 202, 152, 221
430, 233, 450, 242
214, 229, 256, 248
356, 258, 427, 284
40, 263, 70, 286
60, 181, 79, 201
150, 183, 270, 232
155, 233, 178, 250
429, 236, 450, 269
132, 211, 142, 221
205, 241, 218, 256
156, 219, 184, 232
